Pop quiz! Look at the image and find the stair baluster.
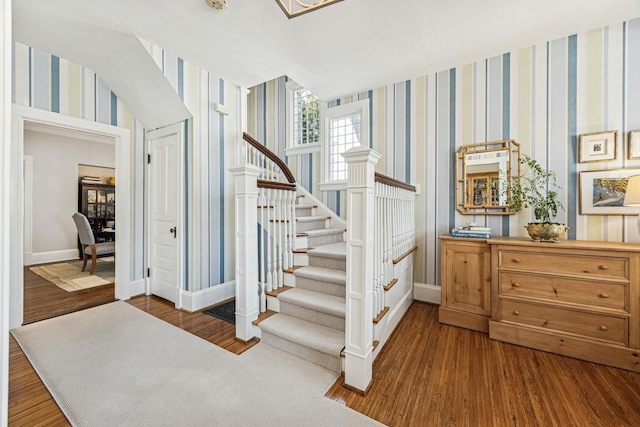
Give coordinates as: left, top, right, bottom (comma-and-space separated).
276, 189, 284, 288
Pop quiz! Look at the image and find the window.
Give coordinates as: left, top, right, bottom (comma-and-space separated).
286, 81, 322, 155
320, 99, 369, 190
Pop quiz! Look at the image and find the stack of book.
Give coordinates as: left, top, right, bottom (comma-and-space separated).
81, 176, 102, 184
451, 225, 491, 239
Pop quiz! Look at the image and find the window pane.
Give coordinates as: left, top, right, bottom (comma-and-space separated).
328, 112, 362, 181
293, 88, 320, 146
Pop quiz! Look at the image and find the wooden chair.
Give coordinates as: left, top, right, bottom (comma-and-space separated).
72, 212, 115, 274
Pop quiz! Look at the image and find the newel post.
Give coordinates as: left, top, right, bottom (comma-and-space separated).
230, 164, 262, 341
342, 146, 381, 393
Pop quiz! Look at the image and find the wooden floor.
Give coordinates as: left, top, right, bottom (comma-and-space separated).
22, 265, 116, 324
9, 275, 640, 426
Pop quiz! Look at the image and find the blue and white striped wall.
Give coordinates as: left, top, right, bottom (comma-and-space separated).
142, 41, 239, 294
248, 18, 640, 288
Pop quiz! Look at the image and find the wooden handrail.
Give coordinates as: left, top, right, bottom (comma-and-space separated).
257, 180, 296, 191
243, 132, 296, 184
375, 173, 416, 192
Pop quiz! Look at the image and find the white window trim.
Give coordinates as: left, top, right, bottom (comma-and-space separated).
285, 80, 322, 156
319, 99, 370, 191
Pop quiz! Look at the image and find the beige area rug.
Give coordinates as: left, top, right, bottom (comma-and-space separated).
29, 258, 115, 292
10, 302, 384, 427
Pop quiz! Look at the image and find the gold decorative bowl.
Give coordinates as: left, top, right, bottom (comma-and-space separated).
525, 223, 568, 242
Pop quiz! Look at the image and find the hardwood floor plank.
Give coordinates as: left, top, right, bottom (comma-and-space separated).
9, 275, 640, 426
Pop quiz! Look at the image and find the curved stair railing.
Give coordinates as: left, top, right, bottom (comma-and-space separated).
241, 133, 297, 312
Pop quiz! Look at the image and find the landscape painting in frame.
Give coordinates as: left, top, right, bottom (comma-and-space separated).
579, 169, 640, 215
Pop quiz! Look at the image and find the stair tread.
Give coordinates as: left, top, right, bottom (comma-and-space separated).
299, 227, 345, 237
278, 288, 346, 318
294, 266, 346, 284
296, 215, 330, 222
308, 242, 346, 259
259, 313, 345, 356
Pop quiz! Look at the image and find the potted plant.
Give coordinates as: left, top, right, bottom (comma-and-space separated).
503, 154, 567, 242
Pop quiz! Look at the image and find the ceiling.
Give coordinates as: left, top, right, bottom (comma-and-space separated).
12, 0, 640, 102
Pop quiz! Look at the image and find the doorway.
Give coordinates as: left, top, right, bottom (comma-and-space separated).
9, 105, 132, 329
22, 125, 118, 323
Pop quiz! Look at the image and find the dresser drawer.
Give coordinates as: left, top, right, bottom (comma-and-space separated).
498, 299, 628, 345
499, 271, 627, 311
498, 249, 628, 280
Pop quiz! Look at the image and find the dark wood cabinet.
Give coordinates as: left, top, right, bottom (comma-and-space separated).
78, 182, 115, 246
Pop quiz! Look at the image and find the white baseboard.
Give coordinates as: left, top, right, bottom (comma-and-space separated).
413, 282, 441, 305
27, 249, 78, 266
181, 280, 236, 312
128, 279, 146, 298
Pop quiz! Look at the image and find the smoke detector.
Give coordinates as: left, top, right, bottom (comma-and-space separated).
206, 0, 228, 11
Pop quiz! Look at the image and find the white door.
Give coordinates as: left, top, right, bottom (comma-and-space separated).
147, 123, 183, 307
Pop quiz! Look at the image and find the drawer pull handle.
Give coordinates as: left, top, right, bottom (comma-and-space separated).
599, 265, 609, 271
600, 325, 608, 331
512, 258, 520, 263
512, 283, 521, 288
514, 310, 520, 315
599, 293, 609, 299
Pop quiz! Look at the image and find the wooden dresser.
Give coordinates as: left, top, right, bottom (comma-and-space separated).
488, 237, 640, 373
438, 236, 492, 333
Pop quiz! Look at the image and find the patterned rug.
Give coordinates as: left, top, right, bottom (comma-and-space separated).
29, 258, 115, 292
202, 299, 236, 324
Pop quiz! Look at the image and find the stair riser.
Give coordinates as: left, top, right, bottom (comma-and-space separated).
295, 276, 345, 298
293, 252, 309, 266
307, 256, 346, 271
306, 233, 344, 247
279, 301, 345, 331
261, 331, 341, 373
295, 207, 315, 216
296, 220, 328, 232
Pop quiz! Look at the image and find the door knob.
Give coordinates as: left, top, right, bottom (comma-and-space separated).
170, 227, 176, 238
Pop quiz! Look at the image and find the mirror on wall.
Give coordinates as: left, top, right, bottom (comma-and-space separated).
455, 139, 520, 215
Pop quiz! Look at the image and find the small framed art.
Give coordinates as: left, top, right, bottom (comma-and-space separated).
579, 168, 640, 215
578, 130, 617, 163
628, 130, 640, 160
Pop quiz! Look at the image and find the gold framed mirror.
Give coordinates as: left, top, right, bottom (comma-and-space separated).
455, 139, 520, 215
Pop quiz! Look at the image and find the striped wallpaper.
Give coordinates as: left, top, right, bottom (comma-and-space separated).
248, 18, 640, 287
12, 41, 239, 292
11, 42, 146, 283
142, 41, 238, 293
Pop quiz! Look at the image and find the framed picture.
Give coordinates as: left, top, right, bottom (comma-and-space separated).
628, 130, 640, 160
578, 130, 617, 163
579, 168, 640, 215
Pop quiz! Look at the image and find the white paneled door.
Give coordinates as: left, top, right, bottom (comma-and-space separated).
147, 123, 183, 308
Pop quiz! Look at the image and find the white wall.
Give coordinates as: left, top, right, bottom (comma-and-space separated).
23, 129, 115, 256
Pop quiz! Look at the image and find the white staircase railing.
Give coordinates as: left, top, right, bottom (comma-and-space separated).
374, 174, 416, 318
231, 133, 297, 341
342, 146, 417, 394
257, 185, 296, 312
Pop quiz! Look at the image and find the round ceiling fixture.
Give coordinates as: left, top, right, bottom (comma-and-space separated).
206, 0, 228, 11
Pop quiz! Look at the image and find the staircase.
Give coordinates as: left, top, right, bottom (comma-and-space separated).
257, 197, 347, 373
234, 133, 417, 391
